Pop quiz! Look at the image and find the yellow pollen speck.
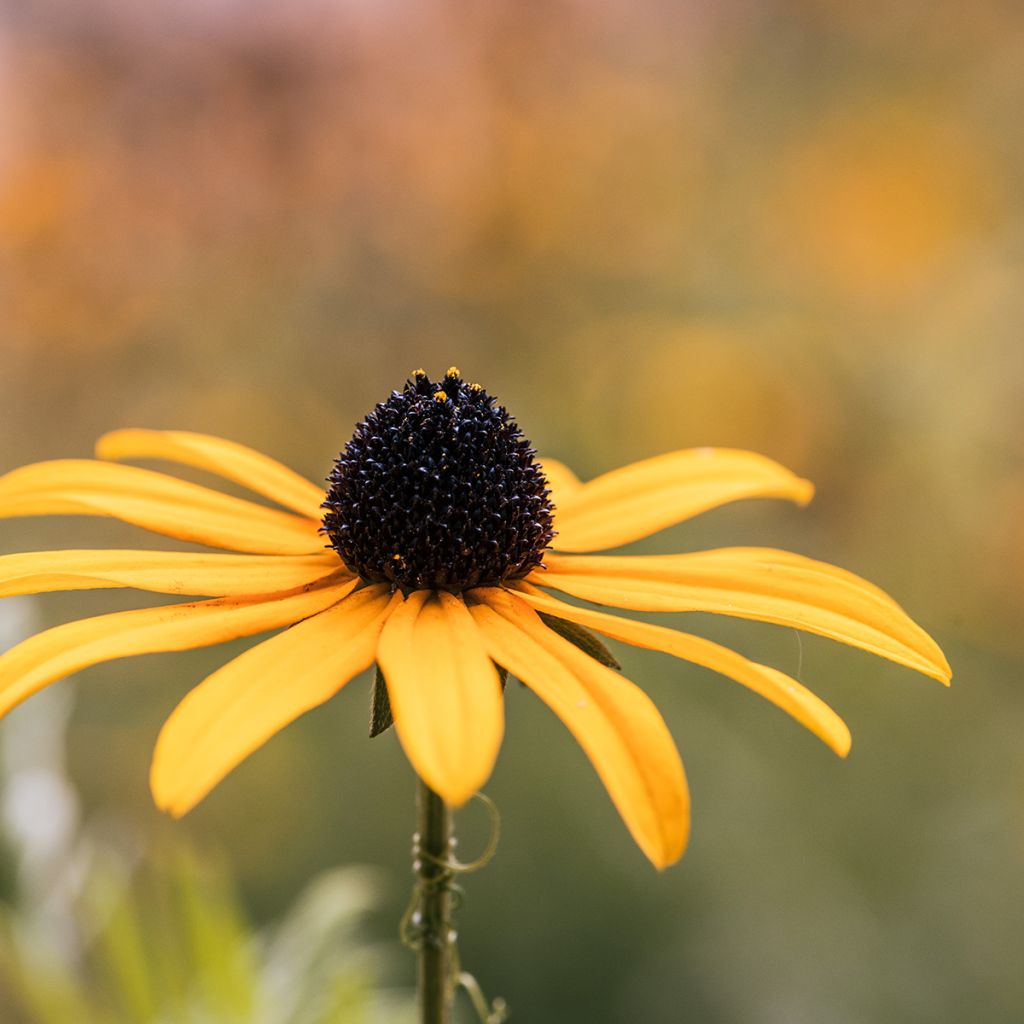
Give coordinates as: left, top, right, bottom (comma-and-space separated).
411, 368, 427, 378
433, 390, 448, 402
468, 382, 483, 392
391, 553, 403, 562
446, 366, 461, 378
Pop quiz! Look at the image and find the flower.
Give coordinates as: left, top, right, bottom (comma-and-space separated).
0, 368, 949, 868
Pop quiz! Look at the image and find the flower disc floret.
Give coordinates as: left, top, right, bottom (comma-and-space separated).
322, 369, 556, 591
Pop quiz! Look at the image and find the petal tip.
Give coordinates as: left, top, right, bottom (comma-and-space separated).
421, 776, 478, 810
913, 631, 951, 685
94, 429, 131, 460
150, 783, 195, 820
150, 780, 172, 815
923, 656, 953, 686
649, 833, 688, 870
644, 806, 690, 869
150, 749, 191, 819
794, 478, 815, 506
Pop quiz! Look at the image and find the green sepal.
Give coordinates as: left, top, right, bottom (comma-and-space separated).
369, 665, 394, 738
537, 612, 621, 670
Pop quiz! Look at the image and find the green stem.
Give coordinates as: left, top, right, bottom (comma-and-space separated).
416, 779, 453, 1024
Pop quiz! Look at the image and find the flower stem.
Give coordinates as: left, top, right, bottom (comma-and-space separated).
416, 778, 454, 1024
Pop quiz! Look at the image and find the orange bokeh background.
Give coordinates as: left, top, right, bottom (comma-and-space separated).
2, 2, 1022, 1020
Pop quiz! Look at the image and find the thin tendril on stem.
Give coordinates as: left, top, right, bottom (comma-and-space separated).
402, 782, 507, 1023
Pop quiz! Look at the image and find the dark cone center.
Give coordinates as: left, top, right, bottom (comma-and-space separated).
322, 368, 556, 591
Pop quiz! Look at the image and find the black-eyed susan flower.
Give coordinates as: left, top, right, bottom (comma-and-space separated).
0, 367, 950, 868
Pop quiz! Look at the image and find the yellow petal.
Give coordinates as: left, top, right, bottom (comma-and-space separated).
377, 590, 504, 806
0, 574, 355, 718
551, 448, 814, 552
0, 460, 324, 554
468, 588, 688, 868
513, 582, 850, 757
0, 549, 344, 598
534, 548, 951, 684
539, 458, 583, 511
151, 584, 398, 816
97, 429, 326, 520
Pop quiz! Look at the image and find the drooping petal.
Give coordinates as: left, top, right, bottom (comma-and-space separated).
533, 548, 951, 684
0, 460, 325, 554
539, 458, 583, 511
0, 550, 344, 598
97, 429, 326, 520
377, 590, 504, 806
0, 574, 356, 718
513, 582, 850, 757
551, 448, 814, 552
468, 588, 688, 868
151, 584, 398, 816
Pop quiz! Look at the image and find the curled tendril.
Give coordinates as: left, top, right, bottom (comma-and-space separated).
458, 968, 510, 1024
400, 792, 508, 1022
424, 790, 501, 875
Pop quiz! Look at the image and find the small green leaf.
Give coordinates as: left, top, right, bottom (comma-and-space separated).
537, 613, 621, 670
369, 666, 394, 737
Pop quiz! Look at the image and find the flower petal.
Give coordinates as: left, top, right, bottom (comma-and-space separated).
513, 582, 850, 757
539, 458, 583, 511
0, 460, 324, 554
96, 429, 326, 520
151, 584, 398, 816
468, 587, 688, 868
0, 550, 344, 598
551, 448, 814, 552
377, 590, 504, 806
534, 548, 951, 684
0, 574, 355, 718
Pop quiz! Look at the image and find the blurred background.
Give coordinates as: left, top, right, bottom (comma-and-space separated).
1, 0, 1023, 1020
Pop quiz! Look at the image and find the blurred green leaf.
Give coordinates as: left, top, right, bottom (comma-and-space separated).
0, 840, 411, 1024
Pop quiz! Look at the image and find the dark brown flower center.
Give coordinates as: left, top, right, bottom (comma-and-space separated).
322, 368, 555, 591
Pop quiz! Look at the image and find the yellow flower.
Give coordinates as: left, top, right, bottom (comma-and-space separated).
0, 369, 949, 868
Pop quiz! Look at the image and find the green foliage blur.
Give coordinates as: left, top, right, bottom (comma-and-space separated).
2, 1, 1023, 1021
2, 851, 407, 1024
0, 684, 412, 1024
